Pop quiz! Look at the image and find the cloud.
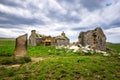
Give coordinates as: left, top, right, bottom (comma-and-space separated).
105, 27, 120, 43
0, 0, 120, 43
0, 12, 45, 26
105, 27, 120, 36
0, 3, 31, 18
0, 28, 26, 38
0, 0, 21, 7
80, 0, 104, 11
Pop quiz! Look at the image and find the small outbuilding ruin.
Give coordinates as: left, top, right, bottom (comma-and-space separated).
78, 27, 106, 51
29, 30, 70, 46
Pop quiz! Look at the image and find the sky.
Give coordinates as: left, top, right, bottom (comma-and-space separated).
0, 0, 120, 43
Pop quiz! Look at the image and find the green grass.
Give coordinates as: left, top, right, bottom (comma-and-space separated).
0, 38, 15, 46
107, 42, 120, 52
0, 56, 119, 80
0, 57, 31, 65
0, 39, 120, 80
0, 39, 15, 56
28, 46, 80, 57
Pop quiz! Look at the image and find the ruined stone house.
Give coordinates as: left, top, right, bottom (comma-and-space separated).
29, 30, 69, 46
78, 27, 106, 51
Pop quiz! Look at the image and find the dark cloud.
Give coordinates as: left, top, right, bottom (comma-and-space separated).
57, 0, 81, 11
0, 0, 22, 8
0, 12, 45, 27
57, 0, 75, 3
54, 27, 66, 31
0, 25, 16, 29
57, 0, 78, 5
80, 0, 104, 11
110, 19, 120, 27
47, 10, 81, 23
57, 0, 104, 11
101, 18, 120, 30
71, 27, 88, 31
71, 26, 100, 32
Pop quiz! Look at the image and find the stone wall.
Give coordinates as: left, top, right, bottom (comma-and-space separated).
29, 30, 37, 46
36, 38, 43, 46
56, 39, 69, 46
78, 27, 106, 51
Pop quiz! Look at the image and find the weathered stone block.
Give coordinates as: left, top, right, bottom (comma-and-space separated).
14, 34, 27, 59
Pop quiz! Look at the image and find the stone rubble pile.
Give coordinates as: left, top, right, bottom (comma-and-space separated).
56, 44, 110, 57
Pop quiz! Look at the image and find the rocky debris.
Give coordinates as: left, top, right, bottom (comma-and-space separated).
68, 45, 91, 53
103, 53, 110, 57
31, 57, 44, 62
63, 44, 109, 56
14, 34, 27, 59
56, 45, 65, 49
69, 45, 79, 52
78, 27, 106, 51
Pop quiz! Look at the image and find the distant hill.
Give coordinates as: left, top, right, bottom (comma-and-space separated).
0, 38, 15, 41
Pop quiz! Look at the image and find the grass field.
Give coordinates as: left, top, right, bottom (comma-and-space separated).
0, 38, 120, 80
0, 38, 15, 56
107, 42, 120, 53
